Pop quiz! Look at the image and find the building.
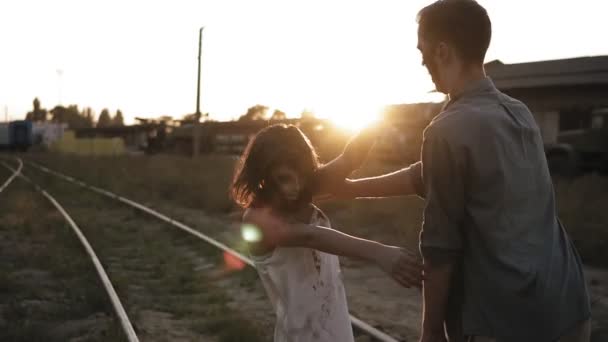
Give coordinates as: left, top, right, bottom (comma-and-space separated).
167, 108, 445, 164
486, 56, 608, 172
376, 102, 444, 164
167, 118, 342, 159
486, 56, 608, 143
32, 122, 68, 146
73, 123, 169, 154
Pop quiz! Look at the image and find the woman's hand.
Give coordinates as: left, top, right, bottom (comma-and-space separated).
375, 246, 423, 288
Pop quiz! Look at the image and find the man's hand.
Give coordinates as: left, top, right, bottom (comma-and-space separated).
375, 246, 423, 288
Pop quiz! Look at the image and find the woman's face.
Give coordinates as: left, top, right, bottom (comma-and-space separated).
270, 164, 302, 204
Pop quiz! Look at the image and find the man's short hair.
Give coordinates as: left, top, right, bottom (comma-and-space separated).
417, 0, 492, 65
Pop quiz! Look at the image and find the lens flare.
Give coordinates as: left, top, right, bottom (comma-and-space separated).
241, 223, 262, 243
223, 251, 246, 271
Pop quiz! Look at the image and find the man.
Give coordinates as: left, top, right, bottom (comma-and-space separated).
408, 2, 590, 341
248, 1, 591, 341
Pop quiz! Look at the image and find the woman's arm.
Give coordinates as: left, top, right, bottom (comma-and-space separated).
243, 208, 422, 287
290, 223, 422, 287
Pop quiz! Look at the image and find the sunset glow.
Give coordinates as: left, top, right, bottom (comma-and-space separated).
318, 104, 382, 132
0, 1, 605, 124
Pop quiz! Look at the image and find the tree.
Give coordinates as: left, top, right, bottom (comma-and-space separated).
181, 112, 202, 124
300, 109, 316, 121
25, 97, 48, 122
112, 110, 124, 126
83, 107, 95, 127
50, 105, 93, 129
238, 104, 269, 121
97, 109, 112, 128
270, 109, 287, 120
50, 105, 66, 123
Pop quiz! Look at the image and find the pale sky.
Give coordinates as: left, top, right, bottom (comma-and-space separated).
0, 0, 605, 127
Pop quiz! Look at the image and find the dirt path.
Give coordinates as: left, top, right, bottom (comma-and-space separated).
151, 202, 608, 342
20, 155, 608, 341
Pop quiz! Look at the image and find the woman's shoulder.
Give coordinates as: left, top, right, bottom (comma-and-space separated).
242, 202, 272, 221
309, 204, 331, 227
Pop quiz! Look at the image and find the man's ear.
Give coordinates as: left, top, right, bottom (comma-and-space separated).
437, 42, 450, 63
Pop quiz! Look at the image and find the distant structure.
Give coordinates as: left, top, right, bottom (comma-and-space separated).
167, 105, 443, 163
32, 122, 67, 147
486, 56, 608, 174
377, 102, 444, 164
73, 117, 173, 154
168, 118, 337, 157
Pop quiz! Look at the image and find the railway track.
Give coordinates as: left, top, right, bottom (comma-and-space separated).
5, 159, 266, 341
4, 157, 402, 342
0, 157, 22, 193
1, 159, 138, 342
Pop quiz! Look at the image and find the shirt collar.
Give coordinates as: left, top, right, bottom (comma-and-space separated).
444, 76, 497, 109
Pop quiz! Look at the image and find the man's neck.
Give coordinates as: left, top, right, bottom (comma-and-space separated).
448, 66, 487, 100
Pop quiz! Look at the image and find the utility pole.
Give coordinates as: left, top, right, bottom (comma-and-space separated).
56, 69, 64, 106
193, 26, 204, 158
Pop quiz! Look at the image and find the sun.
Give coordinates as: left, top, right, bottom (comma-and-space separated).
334, 114, 378, 132
316, 103, 383, 133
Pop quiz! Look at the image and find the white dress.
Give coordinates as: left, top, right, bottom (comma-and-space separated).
251, 207, 354, 342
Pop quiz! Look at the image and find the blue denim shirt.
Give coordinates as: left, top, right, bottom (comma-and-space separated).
413, 77, 590, 341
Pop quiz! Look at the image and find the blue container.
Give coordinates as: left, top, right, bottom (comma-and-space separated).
8, 120, 33, 151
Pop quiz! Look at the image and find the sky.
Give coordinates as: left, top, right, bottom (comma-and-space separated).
0, 0, 605, 127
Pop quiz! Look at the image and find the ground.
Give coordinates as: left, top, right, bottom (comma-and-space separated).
2, 153, 607, 341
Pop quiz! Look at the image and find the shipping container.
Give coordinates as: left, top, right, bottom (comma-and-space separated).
0, 123, 9, 146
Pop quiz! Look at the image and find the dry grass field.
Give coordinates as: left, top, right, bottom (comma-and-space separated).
25, 152, 608, 265
7, 152, 607, 340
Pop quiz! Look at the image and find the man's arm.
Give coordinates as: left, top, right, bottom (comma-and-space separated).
420, 251, 458, 342
418, 127, 466, 341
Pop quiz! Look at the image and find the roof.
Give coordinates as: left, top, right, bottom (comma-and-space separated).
74, 124, 161, 135
170, 118, 331, 137
485, 56, 608, 90
383, 102, 444, 122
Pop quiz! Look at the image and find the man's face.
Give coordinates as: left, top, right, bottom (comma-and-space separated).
417, 27, 448, 94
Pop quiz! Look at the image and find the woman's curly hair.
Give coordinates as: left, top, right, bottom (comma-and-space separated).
230, 124, 320, 208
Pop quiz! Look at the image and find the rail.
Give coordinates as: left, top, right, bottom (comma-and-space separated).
27, 159, 399, 342
1, 159, 139, 342
0, 157, 22, 193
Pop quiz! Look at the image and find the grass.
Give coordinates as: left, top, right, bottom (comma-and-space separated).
29, 153, 237, 212
21, 161, 268, 341
0, 170, 123, 341
553, 174, 608, 266
25, 152, 608, 265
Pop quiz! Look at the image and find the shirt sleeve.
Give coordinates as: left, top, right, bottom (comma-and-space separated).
408, 161, 425, 198
419, 126, 466, 255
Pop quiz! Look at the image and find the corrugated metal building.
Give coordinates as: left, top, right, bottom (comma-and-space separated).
168, 118, 339, 158
486, 56, 608, 144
